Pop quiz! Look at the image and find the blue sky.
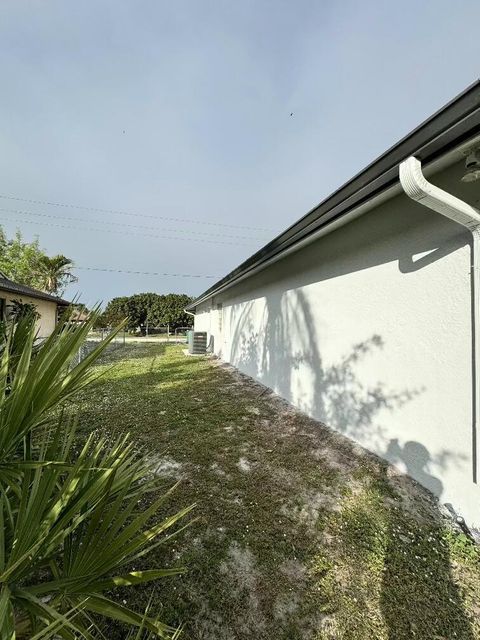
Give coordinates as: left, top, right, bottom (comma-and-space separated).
0, 1, 479, 305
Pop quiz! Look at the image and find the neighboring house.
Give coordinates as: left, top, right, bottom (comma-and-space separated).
0, 273, 70, 337
187, 81, 480, 525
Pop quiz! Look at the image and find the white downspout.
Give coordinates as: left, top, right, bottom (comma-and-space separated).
184, 309, 195, 331
399, 156, 480, 482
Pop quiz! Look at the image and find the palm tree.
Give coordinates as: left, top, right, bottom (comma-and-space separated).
37, 254, 78, 295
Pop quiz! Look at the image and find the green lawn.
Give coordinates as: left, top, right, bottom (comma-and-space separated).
70, 342, 480, 639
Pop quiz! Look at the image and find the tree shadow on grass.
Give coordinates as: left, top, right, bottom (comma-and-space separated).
379, 440, 475, 640
228, 288, 476, 638
332, 439, 476, 639
76, 336, 478, 639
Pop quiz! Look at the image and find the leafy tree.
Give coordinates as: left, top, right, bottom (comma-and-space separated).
102, 293, 194, 333
101, 296, 134, 330
36, 254, 78, 295
0, 226, 77, 295
151, 294, 194, 329
102, 294, 158, 333
0, 228, 46, 289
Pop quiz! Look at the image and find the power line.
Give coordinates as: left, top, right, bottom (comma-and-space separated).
75, 266, 218, 278
0, 193, 274, 233
0, 214, 259, 247
0, 207, 268, 242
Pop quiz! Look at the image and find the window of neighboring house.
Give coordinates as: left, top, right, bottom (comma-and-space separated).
0, 298, 5, 321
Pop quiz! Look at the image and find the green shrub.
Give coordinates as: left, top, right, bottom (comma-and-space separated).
0, 312, 192, 638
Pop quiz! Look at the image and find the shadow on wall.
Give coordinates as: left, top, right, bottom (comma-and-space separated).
230, 288, 420, 445
229, 287, 468, 502
229, 290, 475, 637
224, 184, 474, 505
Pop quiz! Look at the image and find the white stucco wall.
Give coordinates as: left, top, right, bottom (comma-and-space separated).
194, 160, 480, 525
0, 291, 58, 337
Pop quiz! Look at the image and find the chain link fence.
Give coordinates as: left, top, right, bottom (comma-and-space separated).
72, 326, 191, 365
88, 326, 191, 344
71, 329, 127, 366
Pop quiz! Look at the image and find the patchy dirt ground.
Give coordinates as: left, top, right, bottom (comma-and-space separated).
71, 342, 480, 639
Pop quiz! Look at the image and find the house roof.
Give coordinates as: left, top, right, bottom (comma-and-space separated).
0, 274, 70, 306
187, 80, 480, 311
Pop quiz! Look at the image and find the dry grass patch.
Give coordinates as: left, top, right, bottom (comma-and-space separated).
68, 343, 480, 639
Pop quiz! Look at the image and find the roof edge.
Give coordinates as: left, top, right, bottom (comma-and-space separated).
0, 278, 71, 306
187, 80, 480, 311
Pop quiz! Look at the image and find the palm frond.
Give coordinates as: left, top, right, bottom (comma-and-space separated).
0, 313, 192, 638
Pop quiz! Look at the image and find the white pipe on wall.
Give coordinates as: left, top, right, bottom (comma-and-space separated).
399, 156, 480, 484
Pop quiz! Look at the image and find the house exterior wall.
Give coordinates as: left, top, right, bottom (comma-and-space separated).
0, 290, 58, 337
194, 163, 480, 525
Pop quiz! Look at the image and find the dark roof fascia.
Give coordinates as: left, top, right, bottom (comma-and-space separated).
0, 279, 70, 306
187, 80, 480, 311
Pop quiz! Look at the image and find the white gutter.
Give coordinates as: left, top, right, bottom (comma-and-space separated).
399, 155, 480, 482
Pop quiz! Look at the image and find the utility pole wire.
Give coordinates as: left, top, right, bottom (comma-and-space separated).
0, 207, 269, 242
0, 193, 275, 233
75, 266, 219, 278
0, 215, 259, 247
